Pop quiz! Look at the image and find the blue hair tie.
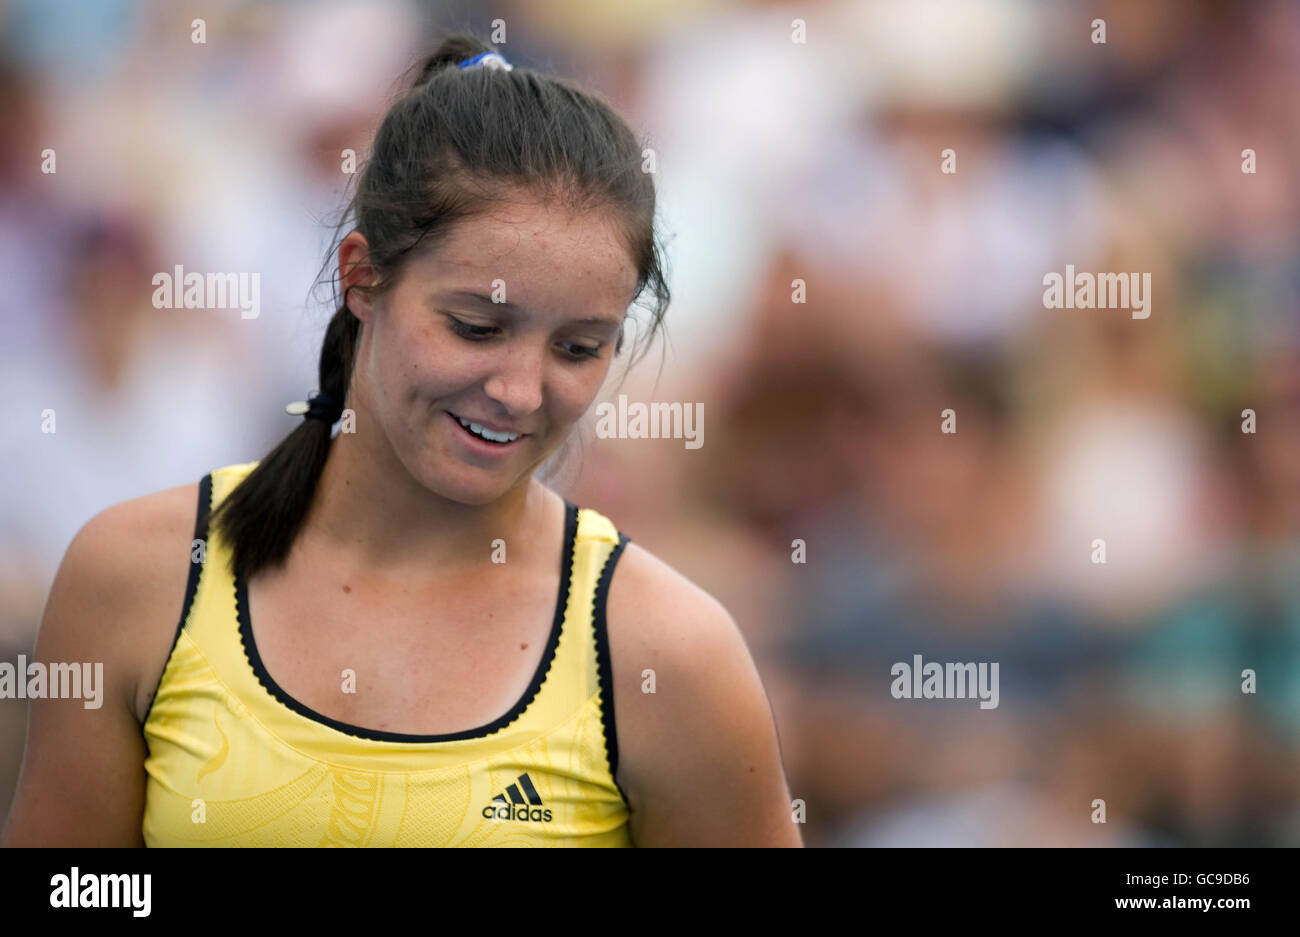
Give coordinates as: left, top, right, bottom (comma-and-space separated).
458, 51, 513, 71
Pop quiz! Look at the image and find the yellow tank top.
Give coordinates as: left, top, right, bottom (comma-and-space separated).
142, 462, 633, 847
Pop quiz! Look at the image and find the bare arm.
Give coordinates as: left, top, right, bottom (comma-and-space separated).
2, 486, 194, 847
608, 543, 802, 847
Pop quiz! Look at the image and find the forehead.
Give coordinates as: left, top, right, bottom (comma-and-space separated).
402, 200, 640, 313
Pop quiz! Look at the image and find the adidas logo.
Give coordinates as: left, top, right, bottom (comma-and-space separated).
482, 773, 553, 823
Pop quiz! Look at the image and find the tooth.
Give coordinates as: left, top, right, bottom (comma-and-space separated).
455, 414, 517, 442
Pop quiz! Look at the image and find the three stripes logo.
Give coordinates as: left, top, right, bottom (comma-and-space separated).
482, 773, 553, 823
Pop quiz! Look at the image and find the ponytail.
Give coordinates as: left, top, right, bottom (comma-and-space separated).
210, 306, 359, 580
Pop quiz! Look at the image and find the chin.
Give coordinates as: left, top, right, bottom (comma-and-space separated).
409, 455, 524, 505
443, 480, 510, 505
409, 468, 506, 505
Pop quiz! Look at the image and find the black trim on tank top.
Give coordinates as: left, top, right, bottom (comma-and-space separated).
141, 472, 213, 734
592, 532, 632, 807
234, 499, 580, 743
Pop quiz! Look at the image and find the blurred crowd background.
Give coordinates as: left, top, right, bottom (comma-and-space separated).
2, 0, 1298, 846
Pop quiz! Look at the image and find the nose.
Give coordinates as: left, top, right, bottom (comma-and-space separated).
482, 339, 545, 418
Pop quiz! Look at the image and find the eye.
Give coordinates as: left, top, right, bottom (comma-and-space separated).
560, 342, 603, 361
446, 316, 498, 340
447, 315, 602, 362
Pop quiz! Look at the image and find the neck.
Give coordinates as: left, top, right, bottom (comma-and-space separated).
302, 427, 551, 574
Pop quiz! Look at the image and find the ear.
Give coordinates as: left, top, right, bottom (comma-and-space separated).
339, 231, 377, 323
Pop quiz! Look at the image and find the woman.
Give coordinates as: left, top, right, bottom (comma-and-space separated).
3, 35, 800, 847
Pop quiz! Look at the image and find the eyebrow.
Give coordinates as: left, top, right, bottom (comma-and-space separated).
435, 289, 622, 329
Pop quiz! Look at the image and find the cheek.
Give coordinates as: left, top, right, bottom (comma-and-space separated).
554, 364, 611, 420
382, 317, 457, 389
359, 322, 428, 417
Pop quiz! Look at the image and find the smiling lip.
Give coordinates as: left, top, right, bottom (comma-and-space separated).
445, 411, 527, 456
446, 411, 529, 436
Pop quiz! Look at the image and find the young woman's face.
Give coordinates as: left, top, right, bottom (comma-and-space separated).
345, 200, 640, 504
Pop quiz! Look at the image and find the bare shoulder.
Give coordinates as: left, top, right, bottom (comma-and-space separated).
44, 481, 201, 722
59, 481, 199, 611
604, 538, 800, 845
600, 540, 759, 706
1, 482, 200, 846
605, 540, 745, 672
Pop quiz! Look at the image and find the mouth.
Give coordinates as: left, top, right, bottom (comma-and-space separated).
445, 411, 528, 453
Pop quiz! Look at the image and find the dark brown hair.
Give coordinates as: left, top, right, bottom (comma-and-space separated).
211, 33, 670, 580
